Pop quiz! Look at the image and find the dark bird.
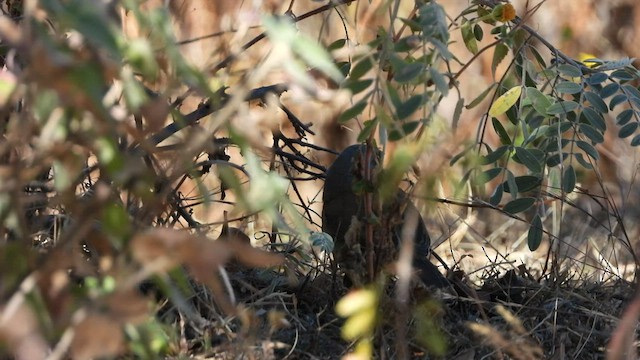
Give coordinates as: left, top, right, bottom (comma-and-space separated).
322, 144, 448, 288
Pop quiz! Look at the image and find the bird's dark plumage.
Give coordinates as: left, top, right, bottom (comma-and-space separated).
322, 144, 448, 288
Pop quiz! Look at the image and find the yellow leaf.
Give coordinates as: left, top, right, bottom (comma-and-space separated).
352, 338, 373, 359
488, 86, 522, 117
335, 288, 377, 317
578, 52, 599, 68
341, 308, 377, 340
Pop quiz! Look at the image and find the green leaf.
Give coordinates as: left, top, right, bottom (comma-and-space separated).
557, 64, 582, 77
291, 36, 344, 83
628, 93, 640, 108
503, 175, 541, 193
630, 134, 640, 147
619, 122, 638, 139
525, 121, 546, 143
357, 118, 379, 142
397, 95, 423, 120
629, 96, 640, 108
503, 197, 536, 214
102, 202, 132, 247
350, 57, 374, 80
481, 167, 503, 184
546, 153, 568, 167
583, 91, 608, 113
610, 69, 634, 81
489, 86, 522, 117
449, 144, 474, 166
34, 90, 59, 123
545, 138, 570, 152
600, 83, 619, 98
579, 123, 604, 144
345, 79, 373, 94
419, 2, 449, 42
482, 145, 509, 164
69, 64, 109, 107
622, 84, 640, 100
52, 160, 72, 191
452, 97, 464, 131
48, 0, 120, 55
506, 170, 518, 199
461, 21, 478, 54
399, 17, 422, 32
386, 84, 401, 108
555, 81, 582, 94
429, 67, 449, 96
546, 100, 579, 115
609, 93, 628, 110
529, 46, 547, 68
125, 38, 159, 79
394, 62, 424, 83
401, 121, 421, 135
264, 15, 343, 83
582, 107, 606, 131
492, 43, 509, 76
576, 140, 599, 161
429, 37, 453, 60
244, 152, 289, 212
574, 153, 593, 169
338, 62, 351, 77
339, 101, 367, 123
563, 165, 576, 193
528, 215, 543, 251
490, 183, 504, 206
388, 121, 421, 141
414, 301, 447, 356
395, 35, 420, 52
467, 83, 497, 109
122, 76, 148, 110
545, 121, 573, 136
515, 147, 543, 173
95, 137, 124, 175
526, 87, 552, 115
587, 72, 608, 85
492, 118, 511, 144
473, 24, 484, 41
328, 38, 347, 51
617, 109, 635, 125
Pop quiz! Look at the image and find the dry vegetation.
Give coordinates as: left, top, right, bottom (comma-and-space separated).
0, 0, 639, 359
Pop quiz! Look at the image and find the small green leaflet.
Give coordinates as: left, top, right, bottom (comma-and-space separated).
528, 215, 543, 251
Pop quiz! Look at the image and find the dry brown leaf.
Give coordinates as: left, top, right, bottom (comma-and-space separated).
0, 301, 48, 360
0, 15, 23, 46
131, 228, 284, 315
219, 229, 284, 269
181, 235, 237, 315
133, 227, 283, 272
37, 254, 75, 321
230, 240, 285, 269
70, 313, 124, 360
178, 235, 233, 277
103, 289, 151, 324
130, 228, 192, 269
140, 97, 170, 133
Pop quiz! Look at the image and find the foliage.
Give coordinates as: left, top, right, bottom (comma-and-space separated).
0, 0, 637, 358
